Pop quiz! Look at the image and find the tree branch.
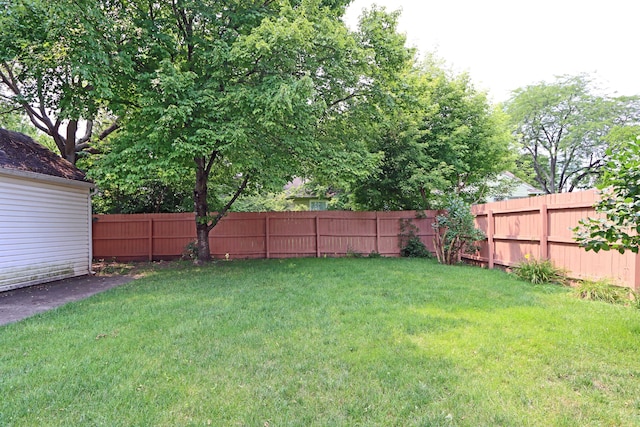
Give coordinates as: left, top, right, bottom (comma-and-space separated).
327, 91, 360, 109
0, 63, 50, 133
204, 150, 219, 177
77, 120, 94, 144
207, 174, 251, 232
98, 120, 120, 140
526, 141, 551, 194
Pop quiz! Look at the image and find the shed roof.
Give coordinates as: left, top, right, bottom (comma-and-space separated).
0, 128, 88, 182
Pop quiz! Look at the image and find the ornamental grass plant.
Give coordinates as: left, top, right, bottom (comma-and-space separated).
512, 254, 567, 285
575, 278, 639, 308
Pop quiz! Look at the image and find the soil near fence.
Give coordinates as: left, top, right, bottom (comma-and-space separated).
0, 274, 134, 326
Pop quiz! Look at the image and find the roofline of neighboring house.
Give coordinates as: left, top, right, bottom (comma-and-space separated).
0, 166, 95, 190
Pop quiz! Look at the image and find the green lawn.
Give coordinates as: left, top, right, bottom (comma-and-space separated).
2, 258, 640, 426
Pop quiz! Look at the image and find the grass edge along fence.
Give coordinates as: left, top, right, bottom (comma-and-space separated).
93, 210, 436, 262
465, 189, 640, 291
93, 189, 640, 290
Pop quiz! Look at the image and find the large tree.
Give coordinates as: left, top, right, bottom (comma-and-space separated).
505, 74, 640, 193
95, 1, 411, 262
351, 59, 513, 210
0, 0, 124, 163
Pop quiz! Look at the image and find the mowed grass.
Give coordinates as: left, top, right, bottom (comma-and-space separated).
2, 258, 640, 426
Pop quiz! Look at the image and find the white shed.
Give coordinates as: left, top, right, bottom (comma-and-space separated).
0, 129, 94, 292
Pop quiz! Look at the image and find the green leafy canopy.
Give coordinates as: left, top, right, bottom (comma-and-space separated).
505, 74, 640, 193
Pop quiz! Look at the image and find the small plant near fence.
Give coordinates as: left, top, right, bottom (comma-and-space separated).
574, 278, 639, 308
432, 196, 484, 265
345, 247, 364, 258
181, 240, 199, 261
511, 254, 567, 285
398, 219, 431, 258
367, 250, 382, 258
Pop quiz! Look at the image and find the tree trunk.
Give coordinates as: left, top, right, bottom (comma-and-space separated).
419, 187, 428, 209
195, 224, 211, 264
194, 156, 212, 263
65, 119, 77, 164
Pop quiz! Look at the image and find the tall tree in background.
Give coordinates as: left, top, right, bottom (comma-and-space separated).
0, 0, 123, 163
95, 1, 411, 262
351, 58, 513, 210
505, 74, 640, 193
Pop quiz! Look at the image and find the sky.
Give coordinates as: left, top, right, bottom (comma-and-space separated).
344, 0, 640, 103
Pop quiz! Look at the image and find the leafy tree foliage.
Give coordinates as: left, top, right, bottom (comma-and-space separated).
505, 74, 640, 193
0, 106, 55, 149
91, 180, 193, 214
574, 136, 640, 253
0, 0, 122, 163
92, 1, 411, 261
351, 59, 513, 210
231, 192, 302, 213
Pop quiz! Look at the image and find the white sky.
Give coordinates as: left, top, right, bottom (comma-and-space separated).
344, 0, 640, 103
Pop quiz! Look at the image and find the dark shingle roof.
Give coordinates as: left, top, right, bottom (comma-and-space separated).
0, 128, 88, 182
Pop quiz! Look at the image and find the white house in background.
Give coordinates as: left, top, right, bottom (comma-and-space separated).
0, 128, 94, 292
484, 171, 545, 202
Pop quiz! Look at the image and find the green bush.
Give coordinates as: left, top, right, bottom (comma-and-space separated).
432, 196, 484, 265
398, 219, 432, 258
181, 240, 199, 261
512, 256, 566, 285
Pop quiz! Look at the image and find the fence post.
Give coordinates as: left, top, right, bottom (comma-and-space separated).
265, 214, 270, 259
488, 210, 494, 269
148, 218, 153, 261
634, 252, 640, 292
375, 212, 380, 253
316, 215, 321, 258
540, 204, 548, 259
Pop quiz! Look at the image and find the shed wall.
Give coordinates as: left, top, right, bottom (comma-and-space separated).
0, 172, 92, 291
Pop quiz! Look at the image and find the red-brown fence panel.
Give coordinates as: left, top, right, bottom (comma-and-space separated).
93, 194, 640, 290
92, 210, 436, 262
468, 190, 640, 290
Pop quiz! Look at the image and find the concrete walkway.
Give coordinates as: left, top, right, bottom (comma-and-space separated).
0, 275, 134, 326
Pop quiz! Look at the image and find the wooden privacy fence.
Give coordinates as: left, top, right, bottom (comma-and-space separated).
465, 189, 640, 290
93, 211, 437, 261
92, 190, 640, 290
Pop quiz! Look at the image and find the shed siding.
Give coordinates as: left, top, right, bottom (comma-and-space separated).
0, 173, 91, 292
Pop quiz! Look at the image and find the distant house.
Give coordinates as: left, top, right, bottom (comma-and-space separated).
484, 172, 545, 202
0, 128, 94, 292
284, 177, 332, 211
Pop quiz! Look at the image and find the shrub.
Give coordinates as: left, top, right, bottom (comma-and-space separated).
512, 255, 566, 285
432, 196, 484, 265
399, 219, 432, 258
181, 240, 199, 261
